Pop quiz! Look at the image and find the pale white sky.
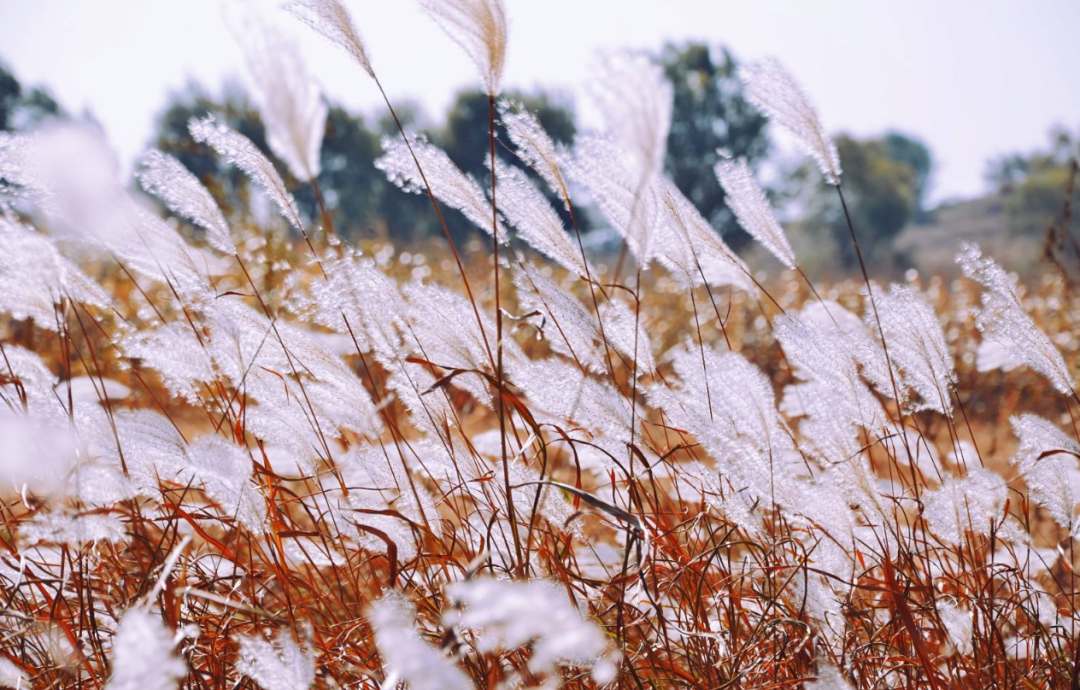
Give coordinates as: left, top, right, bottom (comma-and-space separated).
2, 0, 1078, 204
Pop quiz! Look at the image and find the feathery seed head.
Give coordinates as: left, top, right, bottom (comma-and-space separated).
284, 0, 375, 79
742, 58, 841, 184
419, 0, 508, 96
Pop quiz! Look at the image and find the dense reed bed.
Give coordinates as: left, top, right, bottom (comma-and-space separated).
1, 1, 1079, 687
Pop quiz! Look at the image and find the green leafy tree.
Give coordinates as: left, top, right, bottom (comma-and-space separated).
884, 132, 932, 220
795, 133, 923, 269
659, 43, 770, 248
995, 127, 1080, 238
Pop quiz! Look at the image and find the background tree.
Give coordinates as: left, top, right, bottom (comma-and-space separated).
884, 131, 933, 221
0, 60, 62, 132
659, 43, 770, 248
792, 132, 929, 271
993, 127, 1080, 240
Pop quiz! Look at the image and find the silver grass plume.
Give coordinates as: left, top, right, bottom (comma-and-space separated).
136, 150, 233, 254
188, 115, 304, 230
19, 510, 126, 548
938, 601, 974, 657
491, 157, 588, 276
403, 281, 526, 403
0, 215, 110, 327
956, 242, 1073, 394
714, 155, 796, 269
369, 593, 473, 690
418, 0, 508, 96
0, 124, 132, 242
182, 434, 267, 533
1010, 413, 1079, 529
235, 630, 316, 690
600, 293, 656, 375
514, 262, 606, 373
238, 16, 328, 183
499, 100, 571, 207
105, 609, 186, 690
284, 0, 375, 79
446, 577, 619, 683
566, 135, 659, 266
655, 175, 755, 292
872, 284, 957, 416
742, 58, 841, 185
513, 356, 633, 448
776, 311, 888, 467
591, 52, 672, 185
650, 346, 798, 513
923, 468, 1007, 546
1, 127, 213, 299
376, 133, 506, 241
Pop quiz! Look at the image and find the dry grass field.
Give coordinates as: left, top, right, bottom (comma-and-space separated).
2, 1, 1080, 688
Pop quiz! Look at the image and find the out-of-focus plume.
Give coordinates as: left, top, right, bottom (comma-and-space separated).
418, 0, 508, 96
590, 52, 672, 186
232, 6, 327, 182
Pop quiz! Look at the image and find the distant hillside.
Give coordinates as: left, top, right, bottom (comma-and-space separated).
895, 191, 1052, 278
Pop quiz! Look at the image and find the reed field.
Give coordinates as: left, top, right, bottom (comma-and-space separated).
1, 0, 1079, 687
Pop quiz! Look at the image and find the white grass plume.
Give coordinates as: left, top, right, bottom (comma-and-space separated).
957, 242, 1073, 395
923, 468, 1007, 546
566, 135, 659, 267
284, 0, 375, 79
872, 284, 957, 416
376, 133, 506, 240
0, 215, 110, 328
591, 52, 672, 185
656, 175, 755, 293
239, 17, 327, 183
236, 630, 316, 690
650, 346, 797, 512
1010, 413, 1079, 529
182, 434, 266, 534
499, 100, 571, 207
419, 0, 507, 96
742, 58, 841, 185
189, 115, 304, 231
447, 577, 618, 684
106, 609, 185, 690
0, 123, 131, 241
369, 593, 473, 690
19, 510, 126, 548
938, 600, 974, 656
714, 155, 796, 269
514, 262, 605, 373
491, 157, 588, 276
137, 150, 233, 254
